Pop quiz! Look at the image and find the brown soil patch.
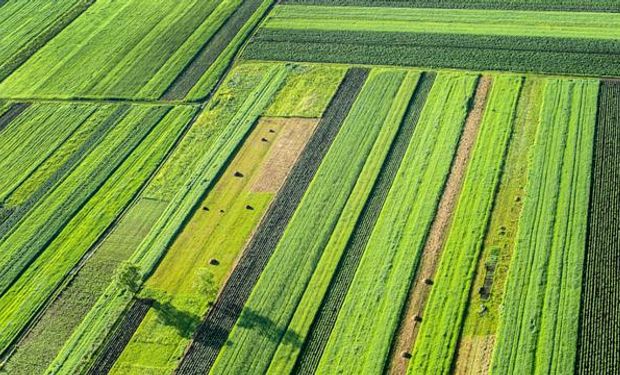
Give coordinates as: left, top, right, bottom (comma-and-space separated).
251, 117, 318, 193
454, 335, 495, 375
387, 76, 493, 375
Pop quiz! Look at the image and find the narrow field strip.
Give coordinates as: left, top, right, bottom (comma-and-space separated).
315, 72, 477, 375
453, 77, 543, 374
0, 0, 93, 82
176, 67, 369, 374
291, 72, 437, 375
409, 74, 522, 374
280, 0, 620, 12
387, 75, 491, 375
109, 116, 318, 374
45, 64, 288, 375
0, 103, 29, 134
491, 78, 598, 374
0, 106, 193, 359
578, 80, 620, 374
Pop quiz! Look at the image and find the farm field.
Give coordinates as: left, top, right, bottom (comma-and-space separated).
0, 0, 618, 374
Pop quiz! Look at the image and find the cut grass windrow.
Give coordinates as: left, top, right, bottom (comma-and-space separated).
46, 65, 287, 375
209, 68, 412, 375
578, 80, 620, 375
176, 67, 369, 374
291, 72, 437, 374
491, 78, 598, 375
315, 72, 477, 375
409, 74, 523, 374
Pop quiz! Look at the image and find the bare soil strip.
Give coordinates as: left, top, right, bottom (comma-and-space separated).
251, 117, 319, 193
387, 75, 492, 375
175, 68, 369, 374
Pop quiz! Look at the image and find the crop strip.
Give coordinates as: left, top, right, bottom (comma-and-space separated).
162, 0, 268, 100
0, 103, 29, 133
175, 67, 369, 374
387, 75, 491, 374
577, 80, 620, 374
292, 72, 436, 374
0, 0, 94, 83
86, 298, 153, 375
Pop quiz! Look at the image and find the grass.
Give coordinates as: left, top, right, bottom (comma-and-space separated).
265, 64, 346, 118
46, 64, 288, 375
491, 78, 598, 374
315, 72, 477, 374
210, 68, 412, 374
409, 74, 522, 374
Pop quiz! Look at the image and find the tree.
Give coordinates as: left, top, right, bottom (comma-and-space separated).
114, 261, 141, 294
195, 269, 217, 300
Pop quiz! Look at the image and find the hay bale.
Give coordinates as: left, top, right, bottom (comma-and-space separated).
234, 171, 244, 178
401, 351, 412, 359
209, 258, 220, 266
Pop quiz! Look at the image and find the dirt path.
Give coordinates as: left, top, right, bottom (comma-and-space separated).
387, 76, 492, 375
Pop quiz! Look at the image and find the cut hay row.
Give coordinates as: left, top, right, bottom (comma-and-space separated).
0, 0, 93, 82
409, 74, 523, 374
293, 72, 437, 374
0, 106, 193, 359
315, 72, 477, 374
175, 67, 369, 374
280, 0, 620, 12
45, 64, 288, 375
578, 80, 620, 375
492, 78, 598, 374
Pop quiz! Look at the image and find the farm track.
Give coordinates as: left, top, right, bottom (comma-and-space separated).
0, 103, 29, 133
386, 75, 491, 375
577, 80, 620, 374
0, 0, 94, 83
292, 72, 436, 374
0, 106, 129, 241
162, 0, 266, 100
175, 67, 369, 374
86, 298, 153, 375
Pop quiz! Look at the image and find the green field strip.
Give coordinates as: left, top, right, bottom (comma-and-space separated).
578, 80, 620, 374
209, 68, 410, 374
0, 0, 93, 82
265, 72, 419, 375
409, 74, 522, 374
245, 28, 620, 78
457, 78, 542, 340
184, 0, 276, 101
280, 0, 620, 12
313, 72, 476, 374
0, 105, 170, 302
0, 102, 28, 133
110, 116, 316, 374
0, 199, 167, 375
492, 78, 598, 375
46, 64, 288, 375
265, 64, 347, 118
266, 6, 620, 40
291, 72, 436, 374
0, 106, 192, 365
0, 0, 253, 101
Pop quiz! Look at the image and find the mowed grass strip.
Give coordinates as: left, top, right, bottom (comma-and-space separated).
210, 68, 409, 374
46, 64, 288, 375
315, 72, 477, 374
492, 78, 598, 375
0, 106, 193, 361
409, 74, 523, 374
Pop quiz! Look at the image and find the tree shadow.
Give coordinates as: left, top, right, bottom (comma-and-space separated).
236, 307, 303, 348
152, 299, 201, 338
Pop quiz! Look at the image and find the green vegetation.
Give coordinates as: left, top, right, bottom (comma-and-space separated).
409, 74, 522, 374
492, 78, 598, 374
265, 64, 346, 118
316, 72, 477, 374
210, 68, 412, 374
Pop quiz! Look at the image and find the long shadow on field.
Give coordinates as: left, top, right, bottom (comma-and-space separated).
236, 307, 302, 348
153, 300, 201, 338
